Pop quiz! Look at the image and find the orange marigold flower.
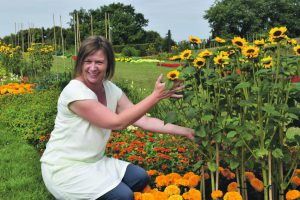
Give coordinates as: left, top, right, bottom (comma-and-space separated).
143, 185, 152, 193
147, 170, 157, 176
189, 175, 201, 188
155, 175, 169, 188
141, 192, 155, 200
185, 188, 202, 200
183, 172, 196, 180
286, 190, 300, 200
151, 189, 168, 200
175, 178, 189, 187
227, 182, 238, 192
164, 185, 181, 196
250, 178, 264, 192
168, 194, 183, 200
290, 175, 300, 186
245, 171, 255, 181
134, 192, 142, 200
211, 190, 223, 199
223, 191, 243, 200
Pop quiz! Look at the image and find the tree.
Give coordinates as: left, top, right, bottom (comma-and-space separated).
204, 0, 300, 38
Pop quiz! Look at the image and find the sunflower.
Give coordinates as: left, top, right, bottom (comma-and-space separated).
215, 36, 226, 43
254, 39, 265, 46
261, 56, 273, 68
193, 57, 206, 69
214, 54, 230, 67
198, 49, 213, 58
232, 36, 247, 48
293, 45, 300, 56
269, 26, 287, 39
167, 70, 180, 81
180, 49, 192, 60
242, 45, 260, 58
189, 36, 202, 44
288, 38, 297, 45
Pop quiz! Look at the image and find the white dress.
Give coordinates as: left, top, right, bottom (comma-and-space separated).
40, 79, 129, 200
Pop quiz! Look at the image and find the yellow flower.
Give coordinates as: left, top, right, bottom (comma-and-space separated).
215, 36, 226, 43
164, 185, 180, 196
223, 191, 243, 200
180, 49, 192, 60
134, 192, 143, 200
193, 57, 206, 69
293, 45, 300, 56
141, 193, 155, 200
269, 26, 287, 39
167, 70, 180, 81
250, 178, 264, 192
198, 49, 213, 58
211, 190, 223, 199
288, 38, 297, 45
232, 36, 247, 48
213, 54, 230, 67
189, 36, 202, 44
254, 39, 265, 46
167, 194, 183, 200
242, 45, 259, 58
286, 190, 300, 200
261, 56, 273, 68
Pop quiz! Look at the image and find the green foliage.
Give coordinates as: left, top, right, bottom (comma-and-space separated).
0, 89, 60, 151
121, 46, 140, 57
204, 0, 300, 38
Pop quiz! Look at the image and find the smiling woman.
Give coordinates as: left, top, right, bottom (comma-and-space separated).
40, 35, 195, 200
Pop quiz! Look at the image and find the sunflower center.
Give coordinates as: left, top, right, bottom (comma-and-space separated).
297, 49, 300, 54
170, 74, 176, 78
265, 61, 271, 65
218, 59, 224, 64
184, 53, 189, 57
247, 49, 255, 53
273, 31, 282, 36
197, 61, 204, 65
235, 41, 243, 46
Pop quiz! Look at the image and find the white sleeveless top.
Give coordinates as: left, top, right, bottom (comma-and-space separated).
40, 79, 129, 200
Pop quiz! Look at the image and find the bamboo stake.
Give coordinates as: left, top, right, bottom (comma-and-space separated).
21, 23, 24, 52
201, 166, 206, 200
14, 22, 17, 47
105, 12, 107, 39
76, 12, 80, 49
108, 13, 111, 42
41, 27, 44, 44
73, 13, 77, 56
53, 14, 57, 53
236, 168, 241, 194
268, 150, 273, 200
215, 144, 220, 191
90, 14, 93, 36
60, 15, 65, 56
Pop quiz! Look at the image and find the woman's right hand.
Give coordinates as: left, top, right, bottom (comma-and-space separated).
152, 74, 184, 100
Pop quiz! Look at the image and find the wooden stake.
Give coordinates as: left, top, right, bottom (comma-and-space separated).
90, 14, 93, 36
53, 14, 57, 53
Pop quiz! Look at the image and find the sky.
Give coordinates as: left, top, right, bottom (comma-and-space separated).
0, 0, 215, 42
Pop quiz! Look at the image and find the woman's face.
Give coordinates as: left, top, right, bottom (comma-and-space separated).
80, 50, 108, 86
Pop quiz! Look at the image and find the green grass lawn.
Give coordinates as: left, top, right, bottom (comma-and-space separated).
0, 124, 54, 200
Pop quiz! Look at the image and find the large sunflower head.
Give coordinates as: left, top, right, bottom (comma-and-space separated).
232, 37, 247, 48
198, 49, 213, 58
254, 39, 265, 46
189, 36, 202, 44
269, 27, 287, 39
193, 57, 206, 69
261, 56, 273, 68
242, 45, 260, 58
214, 36, 226, 43
167, 70, 180, 81
213, 54, 230, 67
293, 45, 300, 56
180, 49, 192, 60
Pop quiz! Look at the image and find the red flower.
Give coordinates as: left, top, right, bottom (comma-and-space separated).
72, 55, 77, 61
291, 75, 299, 83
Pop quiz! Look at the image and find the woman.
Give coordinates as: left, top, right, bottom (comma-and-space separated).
40, 36, 195, 200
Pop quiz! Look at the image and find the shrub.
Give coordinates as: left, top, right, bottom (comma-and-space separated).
121, 46, 140, 57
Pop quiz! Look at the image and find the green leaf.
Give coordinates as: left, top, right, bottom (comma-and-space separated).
254, 148, 268, 159
193, 160, 204, 171
196, 126, 206, 138
272, 148, 284, 159
286, 127, 300, 141
202, 140, 208, 147
262, 104, 281, 116
186, 108, 198, 119
207, 162, 217, 172
165, 111, 178, 124
202, 114, 214, 122
165, 80, 174, 90
234, 82, 251, 90
227, 131, 237, 138
230, 160, 240, 169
